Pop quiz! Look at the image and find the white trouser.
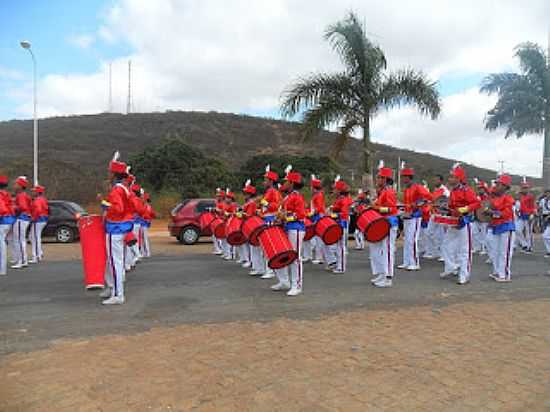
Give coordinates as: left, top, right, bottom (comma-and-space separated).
331, 232, 347, 272
213, 235, 222, 253
251, 244, 264, 273
515, 218, 533, 250
486, 229, 496, 264
287, 229, 304, 291
311, 236, 325, 261
302, 239, 312, 260
418, 224, 429, 256
222, 239, 234, 259
402, 217, 421, 268
354, 229, 365, 250
472, 221, 488, 253
30, 221, 47, 261
493, 230, 515, 280
239, 243, 250, 263
12, 219, 30, 266
425, 219, 444, 258
0, 224, 11, 275
106, 233, 125, 298
369, 227, 397, 277
443, 223, 473, 282
141, 226, 151, 257
132, 223, 142, 261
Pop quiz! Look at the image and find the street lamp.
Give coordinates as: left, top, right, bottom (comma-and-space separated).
20, 40, 38, 186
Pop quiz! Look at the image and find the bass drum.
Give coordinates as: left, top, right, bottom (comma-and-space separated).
226, 216, 246, 246
303, 218, 315, 241
258, 226, 298, 269
314, 216, 343, 245
78, 215, 106, 290
210, 217, 226, 239
199, 211, 216, 231
356, 210, 390, 242
242, 216, 265, 246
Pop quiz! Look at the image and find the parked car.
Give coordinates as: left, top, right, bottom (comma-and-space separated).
43, 201, 88, 243
169, 198, 216, 245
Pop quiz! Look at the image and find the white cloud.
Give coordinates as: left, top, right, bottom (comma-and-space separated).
67, 34, 95, 49
10, 0, 550, 176
0, 66, 24, 81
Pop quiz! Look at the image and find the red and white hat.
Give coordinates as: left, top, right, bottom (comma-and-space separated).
521, 176, 531, 188
264, 164, 279, 182
284, 165, 302, 185
243, 179, 256, 195
399, 161, 414, 177
473, 177, 488, 191
333, 175, 349, 192
310, 174, 322, 189
109, 151, 128, 174
0, 175, 8, 185
215, 187, 225, 198
31, 185, 45, 193
15, 176, 29, 189
357, 189, 366, 200
377, 160, 393, 179
497, 174, 512, 187
450, 162, 466, 183
225, 188, 235, 199
130, 183, 141, 193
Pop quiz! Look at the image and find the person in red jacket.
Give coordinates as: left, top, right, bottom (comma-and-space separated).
398, 163, 432, 271
100, 152, 134, 305
241, 180, 263, 276
273, 166, 306, 295
0, 175, 16, 276
260, 165, 282, 279
486, 174, 516, 282
516, 178, 536, 253
125, 183, 146, 270
212, 188, 225, 255
440, 163, 481, 285
353, 189, 369, 250
222, 189, 237, 260
29, 185, 49, 264
369, 162, 399, 288
11, 176, 32, 269
308, 174, 326, 264
329, 176, 353, 274
141, 192, 156, 258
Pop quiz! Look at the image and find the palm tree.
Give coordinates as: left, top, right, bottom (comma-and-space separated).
280, 12, 441, 188
481, 41, 550, 186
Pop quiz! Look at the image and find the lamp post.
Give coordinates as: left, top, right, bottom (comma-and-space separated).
20, 40, 38, 186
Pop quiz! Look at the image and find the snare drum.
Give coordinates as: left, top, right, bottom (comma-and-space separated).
242, 216, 265, 246
433, 214, 459, 227
356, 210, 391, 242
210, 217, 226, 239
303, 218, 315, 241
199, 211, 216, 231
226, 216, 246, 246
314, 216, 343, 245
257, 226, 298, 269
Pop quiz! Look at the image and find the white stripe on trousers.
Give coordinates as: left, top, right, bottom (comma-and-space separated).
106, 233, 125, 298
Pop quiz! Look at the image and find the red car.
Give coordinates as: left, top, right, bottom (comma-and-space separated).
168, 198, 216, 244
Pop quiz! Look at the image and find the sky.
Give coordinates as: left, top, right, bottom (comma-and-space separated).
1, 0, 549, 177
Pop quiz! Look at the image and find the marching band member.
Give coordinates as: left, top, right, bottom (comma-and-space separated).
222, 189, 237, 261
11, 176, 32, 269
100, 152, 134, 304
486, 174, 516, 282
472, 179, 489, 256
541, 190, 550, 257
329, 176, 353, 274
418, 181, 432, 259
273, 166, 306, 295
309, 175, 326, 264
398, 164, 432, 271
516, 177, 536, 254
424, 175, 449, 260
212, 188, 225, 255
141, 192, 155, 258
370, 162, 399, 288
237, 180, 254, 270
0, 175, 15, 276
29, 185, 49, 264
260, 165, 282, 279
440, 164, 480, 285
126, 182, 146, 271
242, 180, 264, 276
353, 190, 369, 250
484, 180, 498, 265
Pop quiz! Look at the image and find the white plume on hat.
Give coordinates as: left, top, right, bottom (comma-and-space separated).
400, 161, 406, 170
378, 160, 384, 169
244, 179, 251, 187
522, 176, 527, 184
226, 188, 230, 194
285, 164, 293, 174
311, 174, 316, 180
334, 174, 341, 183
112, 151, 120, 162
473, 177, 479, 185
126, 165, 132, 174
358, 189, 363, 194
265, 164, 271, 172
452, 162, 461, 170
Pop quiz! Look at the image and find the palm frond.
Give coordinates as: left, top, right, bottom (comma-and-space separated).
331, 118, 359, 158
299, 97, 356, 142
377, 68, 441, 119
480, 73, 523, 95
514, 42, 548, 80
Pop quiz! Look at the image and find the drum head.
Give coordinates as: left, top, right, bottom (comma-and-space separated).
365, 219, 391, 243
227, 231, 247, 246
268, 250, 298, 269
322, 225, 343, 245
213, 222, 226, 239
248, 227, 264, 246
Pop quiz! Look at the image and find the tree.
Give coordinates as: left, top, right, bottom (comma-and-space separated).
280, 12, 441, 190
480, 42, 550, 186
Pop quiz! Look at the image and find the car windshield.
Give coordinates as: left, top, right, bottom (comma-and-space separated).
65, 202, 88, 215
172, 199, 190, 216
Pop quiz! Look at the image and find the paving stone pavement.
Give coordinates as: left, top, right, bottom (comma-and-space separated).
1, 299, 550, 411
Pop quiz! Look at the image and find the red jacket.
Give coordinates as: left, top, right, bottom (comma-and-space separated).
0, 190, 14, 217
104, 184, 133, 222
448, 184, 480, 217
242, 199, 257, 217
130, 194, 146, 218
143, 204, 156, 222
374, 186, 398, 216
262, 187, 282, 215
31, 196, 49, 221
283, 191, 306, 221
15, 192, 32, 216
224, 202, 237, 218
490, 194, 515, 226
310, 191, 326, 215
332, 195, 353, 220
402, 184, 432, 214
519, 193, 536, 216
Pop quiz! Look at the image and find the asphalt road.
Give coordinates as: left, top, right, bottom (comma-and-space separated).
1, 243, 549, 356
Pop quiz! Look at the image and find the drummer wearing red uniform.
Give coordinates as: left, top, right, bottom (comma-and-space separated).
237, 180, 256, 271
274, 166, 306, 296
398, 163, 432, 271
260, 165, 282, 279
242, 180, 264, 276
0, 175, 15, 276
141, 192, 156, 258
487, 175, 516, 282
222, 189, 237, 261
100, 152, 134, 305
126, 183, 146, 270
370, 161, 399, 288
516, 177, 536, 254
353, 190, 369, 251
11, 176, 32, 269
329, 176, 353, 274
30, 185, 49, 264
440, 163, 481, 285
212, 188, 225, 255
309, 175, 326, 264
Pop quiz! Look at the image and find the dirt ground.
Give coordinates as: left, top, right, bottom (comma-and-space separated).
1, 299, 550, 411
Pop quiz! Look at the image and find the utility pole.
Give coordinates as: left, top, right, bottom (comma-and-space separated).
497, 160, 505, 174
126, 60, 132, 114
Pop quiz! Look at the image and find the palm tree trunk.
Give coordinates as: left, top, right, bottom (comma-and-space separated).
543, 110, 550, 188
361, 115, 375, 196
